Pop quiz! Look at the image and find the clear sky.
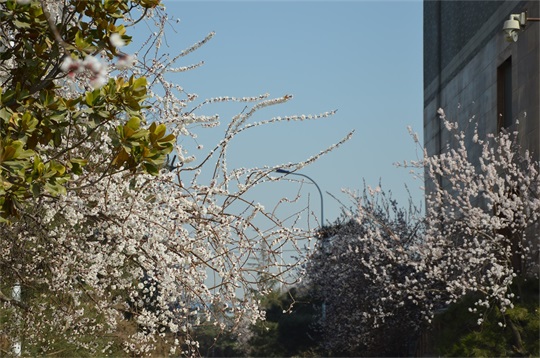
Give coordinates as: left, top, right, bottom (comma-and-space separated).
136, 0, 424, 228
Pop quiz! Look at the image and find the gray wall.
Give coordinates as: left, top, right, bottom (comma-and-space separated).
423, 0, 539, 162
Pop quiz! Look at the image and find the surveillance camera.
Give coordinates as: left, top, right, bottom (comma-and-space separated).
504, 29, 519, 42
503, 18, 520, 31
502, 13, 527, 42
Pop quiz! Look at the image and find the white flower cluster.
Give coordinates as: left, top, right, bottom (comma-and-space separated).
0, 3, 350, 354
109, 33, 136, 70
61, 55, 108, 88
306, 110, 539, 354
59, 33, 136, 88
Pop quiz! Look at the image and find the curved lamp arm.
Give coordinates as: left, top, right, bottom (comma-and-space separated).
276, 168, 324, 227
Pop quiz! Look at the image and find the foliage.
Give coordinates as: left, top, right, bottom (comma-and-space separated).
191, 317, 244, 357
0, 0, 352, 355
193, 287, 321, 357
0, 0, 167, 221
271, 289, 321, 357
306, 187, 424, 356
431, 279, 539, 357
244, 287, 321, 357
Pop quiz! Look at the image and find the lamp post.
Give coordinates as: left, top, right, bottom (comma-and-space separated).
275, 168, 328, 319
12, 282, 21, 356
275, 168, 324, 227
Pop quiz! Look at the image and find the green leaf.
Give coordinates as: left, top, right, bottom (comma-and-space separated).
143, 162, 159, 175
70, 158, 88, 166
152, 123, 167, 140
85, 89, 100, 106
21, 112, 38, 133
0, 107, 12, 122
129, 129, 149, 140
75, 31, 90, 50
44, 181, 67, 196
69, 158, 87, 175
132, 77, 147, 92
126, 116, 141, 130
13, 20, 31, 29
49, 161, 66, 176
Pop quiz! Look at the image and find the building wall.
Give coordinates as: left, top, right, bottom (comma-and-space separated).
424, 0, 540, 163
420, 3, 539, 355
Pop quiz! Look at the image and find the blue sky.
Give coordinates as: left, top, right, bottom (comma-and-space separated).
138, 1, 424, 227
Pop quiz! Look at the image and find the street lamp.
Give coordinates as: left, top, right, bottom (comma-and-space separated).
12, 282, 21, 356
275, 168, 328, 319
275, 168, 324, 227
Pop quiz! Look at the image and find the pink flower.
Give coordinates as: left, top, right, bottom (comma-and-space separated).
60, 56, 82, 78
83, 55, 103, 73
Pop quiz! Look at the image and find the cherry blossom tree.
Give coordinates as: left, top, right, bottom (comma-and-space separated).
306, 109, 539, 355
305, 187, 424, 356
0, 0, 351, 355
410, 109, 539, 352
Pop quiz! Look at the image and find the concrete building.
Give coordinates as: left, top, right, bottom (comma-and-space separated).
420, 3, 538, 354
424, 0, 539, 162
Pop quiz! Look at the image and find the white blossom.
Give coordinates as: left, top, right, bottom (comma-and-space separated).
109, 33, 126, 48
0, 1, 351, 353
115, 53, 136, 70
306, 109, 539, 353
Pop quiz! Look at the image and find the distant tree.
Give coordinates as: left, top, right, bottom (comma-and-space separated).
305, 187, 424, 356
191, 286, 321, 357
191, 310, 244, 358
241, 286, 321, 357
